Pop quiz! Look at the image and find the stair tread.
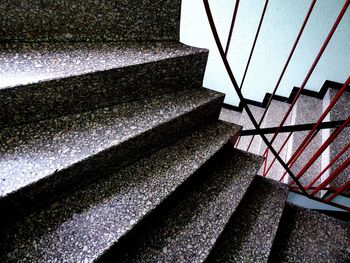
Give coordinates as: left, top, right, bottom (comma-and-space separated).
0, 88, 221, 198
113, 150, 263, 263
0, 42, 206, 90
206, 176, 288, 263
0, 120, 239, 262
268, 203, 350, 263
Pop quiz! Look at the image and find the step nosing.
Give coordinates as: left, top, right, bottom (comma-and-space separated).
0, 42, 208, 90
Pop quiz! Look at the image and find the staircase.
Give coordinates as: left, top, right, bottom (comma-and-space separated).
0, 1, 349, 262
233, 85, 350, 194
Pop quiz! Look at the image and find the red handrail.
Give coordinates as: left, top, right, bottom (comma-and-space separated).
311, 157, 350, 196
246, 0, 317, 152
290, 115, 350, 186
262, 0, 350, 156
282, 77, 350, 182
225, 0, 240, 56
325, 180, 350, 202
240, 0, 269, 91
306, 143, 350, 190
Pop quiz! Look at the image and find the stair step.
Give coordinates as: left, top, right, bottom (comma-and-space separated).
0, 88, 223, 223
105, 150, 263, 262
259, 100, 292, 179
0, 42, 208, 126
268, 203, 350, 263
219, 107, 242, 124
327, 88, 350, 191
0, 120, 240, 262
206, 176, 288, 263
0, 1, 181, 42
237, 105, 264, 154
288, 95, 323, 187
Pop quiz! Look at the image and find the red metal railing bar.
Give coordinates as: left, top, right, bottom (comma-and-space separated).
246, 0, 317, 152
225, 0, 240, 56
261, 0, 350, 157
325, 180, 350, 203
260, 131, 292, 176
240, 0, 269, 91
306, 143, 350, 190
289, 115, 350, 186
235, 135, 241, 147
203, 0, 309, 195
281, 77, 350, 181
278, 130, 319, 181
311, 156, 350, 196
263, 149, 269, 175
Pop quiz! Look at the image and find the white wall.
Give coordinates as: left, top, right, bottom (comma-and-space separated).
180, 0, 350, 106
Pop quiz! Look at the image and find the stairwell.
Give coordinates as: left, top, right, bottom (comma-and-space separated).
0, 1, 349, 262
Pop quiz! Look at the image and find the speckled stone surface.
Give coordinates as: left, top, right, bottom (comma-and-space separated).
0, 88, 224, 222
290, 95, 323, 188
219, 107, 242, 124
0, 0, 181, 42
268, 203, 350, 263
259, 100, 292, 180
0, 121, 240, 263
328, 88, 350, 191
206, 176, 288, 263
112, 150, 263, 263
0, 42, 208, 126
237, 105, 264, 155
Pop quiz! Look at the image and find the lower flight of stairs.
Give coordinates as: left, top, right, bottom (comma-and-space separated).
228, 83, 350, 196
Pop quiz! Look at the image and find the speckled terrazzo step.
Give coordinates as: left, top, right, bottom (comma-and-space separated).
0, 120, 240, 263
0, 0, 181, 42
0, 88, 223, 224
287, 95, 323, 187
327, 88, 350, 192
237, 105, 265, 154
259, 100, 292, 180
206, 176, 288, 263
0, 42, 208, 127
268, 203, 350, 263
104, 150, 263, 262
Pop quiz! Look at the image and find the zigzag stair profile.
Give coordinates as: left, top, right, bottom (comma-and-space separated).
0, 1, 349, 262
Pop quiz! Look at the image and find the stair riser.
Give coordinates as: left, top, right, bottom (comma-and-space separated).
0, 52, 208, 127
0, 94, 224, 225
0, 0, 181, 42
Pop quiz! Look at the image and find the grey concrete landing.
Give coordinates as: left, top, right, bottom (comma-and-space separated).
107, 150, 263, 263
0, 121, 239, 263
206, 176, 288, 263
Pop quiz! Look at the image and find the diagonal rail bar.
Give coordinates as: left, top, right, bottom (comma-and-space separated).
225, 0, 240, 56
246, 0, 317, 152
261, 0, 350, 161
203, 0, 308, 195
